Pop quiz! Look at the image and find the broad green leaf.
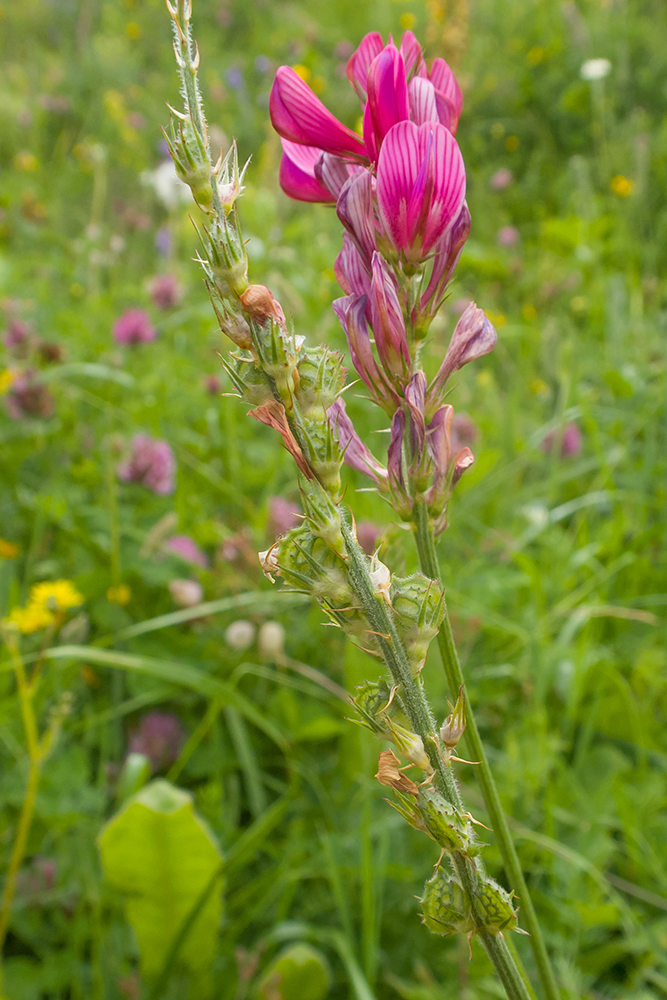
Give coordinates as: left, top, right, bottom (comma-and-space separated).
256, 943, 331, 1000
98, 780, 224, 982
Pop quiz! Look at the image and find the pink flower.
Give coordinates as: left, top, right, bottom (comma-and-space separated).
268, 496, 301, 537
427, 303, 497, 412
270, 66, 368, 161
327, 397, 388, 485
204, 375, 221, 394
3, 371, 54, 420
271, 31, 463, 203
112, 309, 157, 345
117, 435, 176, 495
128, 712, 184, 772
149, 274, 183, 310
497, 225, 520, 247
376, 120, 466, 263
166, 534, 208, 568
541, 423, 582, 458
2, 319, 31, 355
490, 168, 513, 191
356, 521, 381, 555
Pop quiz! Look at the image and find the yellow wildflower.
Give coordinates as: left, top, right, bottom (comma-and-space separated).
4, 604, 55, 634
0, 538, 19, 559
291, 64, 310, 83
107, 584, 131, 606
0, 369, 16, 394
610, 175, 634, 197
29, 580, 84, 613
400, 12, 416, 30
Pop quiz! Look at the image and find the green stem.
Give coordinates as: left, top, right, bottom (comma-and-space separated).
339, 512, 532, 1000
412, 499, 559, 1000
0, 641, 44, 964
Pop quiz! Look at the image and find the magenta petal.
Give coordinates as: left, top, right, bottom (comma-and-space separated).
336, 170, 377, 267
400, 31, 427, 80
428, 303, 497, 406
370, 253, 409, 377
404, 370, 427, 455
327, 398, 387, 484
333, 295, 380, 395
279, 141, 335, 202
334, 235, 372, 298
426, 404, 453, 476
408, 77, 439, 125
387, 408, 407, 496
420, 202, 471, 311
347, 32, 385, 100
377, 121, 466, 260
433, 90, 459, 133
429, 58, 463, 129
314, 153, 361, 199
365, 45, 410, 156
270, 66, 368, 161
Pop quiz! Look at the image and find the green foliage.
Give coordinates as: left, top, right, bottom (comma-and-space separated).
255, 943, 332, 1000
98, 780, 224, 983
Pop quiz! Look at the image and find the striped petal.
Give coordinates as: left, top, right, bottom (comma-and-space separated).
270, 66, 368, 161
364, 45, 410, 161
334, 234, 372, 298
376, 120, 466, 262
369, 253, 409, 378
336, 170, 377, 267
400, 31, 427, 80
408, 77, 439, 125
327, 398, 388, 484
429, 57, 463, 133
347, 32, 385, 100
279, 140, 334, 203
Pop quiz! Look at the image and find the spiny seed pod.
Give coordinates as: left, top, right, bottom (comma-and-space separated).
298, 417, 343, 499
475, 875, 519, 935
391, 574, 446, 675
221, 354, 273, 405
296, 346, 347, 421
352, 678, 398, 735
416, 787, 477, 855
249, 313, 300, 404
200, 215, 249, 298
420, 869, 475, 937
300, 480, 346, 558
277, 523, 353, 608
207, 285, 253, 350
164, 111, 213, 210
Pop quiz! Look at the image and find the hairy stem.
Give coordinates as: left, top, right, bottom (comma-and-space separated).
340, 511, 533, 1000
412, 499, 559, 1000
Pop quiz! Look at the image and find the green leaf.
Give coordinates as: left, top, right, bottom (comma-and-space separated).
98, 780, 224, 983
256, 943, 332, 1000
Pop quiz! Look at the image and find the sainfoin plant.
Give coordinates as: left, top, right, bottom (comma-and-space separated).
163, 4, 559, 998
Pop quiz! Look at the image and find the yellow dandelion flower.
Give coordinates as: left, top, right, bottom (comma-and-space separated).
29, 580, 84, 613
0, 538, 19, 559
3, 604, 55, 634
107, 584, 131, 606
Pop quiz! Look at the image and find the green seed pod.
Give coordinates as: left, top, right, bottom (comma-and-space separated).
221, 354, 273, 405
164, 112, 213, 210
416, 787, 475, 853
296, 346, 347, 421
299, 417, 342, 499
200, 214, 249, 299
475, 875, 519, 935
391, 574, 446, 675
300, 480, 346, 558
420, 869, 475, 937
352, 678, 397, 735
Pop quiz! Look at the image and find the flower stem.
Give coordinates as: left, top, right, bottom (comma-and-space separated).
340, 511, 533, 1000
412, 499, 559, 1000
0, 640, 43, 965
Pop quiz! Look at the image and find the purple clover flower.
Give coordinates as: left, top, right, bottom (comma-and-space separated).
3, 371, 54, 420
128, 712, 184, 772
112, 309, 157, 345
117, 435, 176, 495
149, 274, 183, 310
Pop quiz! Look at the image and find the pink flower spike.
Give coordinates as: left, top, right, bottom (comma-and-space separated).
334, 235, 371, 299
327, 398, 387, 485
408, 78, 439, 125
364, 45, 410, 161
279, 140, 335, 203
377, 121, 466, 263
369, 253, 409, 378
429, 58, 463, 133
336, 171, 377, 268
347, 32, 385, 100
270, 66, 368, 161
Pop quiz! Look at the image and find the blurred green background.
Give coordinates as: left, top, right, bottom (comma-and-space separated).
1, 0, 667, 997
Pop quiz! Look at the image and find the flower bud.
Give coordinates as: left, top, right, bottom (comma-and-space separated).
440, 686, 466, 748
164, 112, 213, 210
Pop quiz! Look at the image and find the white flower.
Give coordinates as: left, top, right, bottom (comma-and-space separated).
168, 579, 203, 608
141, 161, 191, 210
225, 619, 256, 651
258, 621, 285, 659
580, 58, 611, 81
